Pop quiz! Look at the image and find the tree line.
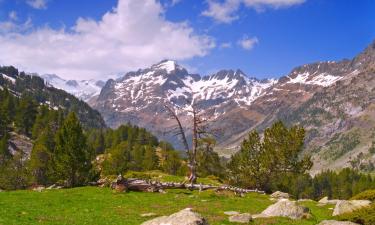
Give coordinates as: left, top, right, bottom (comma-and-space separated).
0, 85, 374, 200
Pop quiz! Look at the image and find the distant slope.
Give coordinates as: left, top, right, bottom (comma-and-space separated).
0, 66, 106, 129
41, 74, 105, 102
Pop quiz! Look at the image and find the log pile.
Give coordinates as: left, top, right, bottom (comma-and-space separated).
107, 175, 265, 195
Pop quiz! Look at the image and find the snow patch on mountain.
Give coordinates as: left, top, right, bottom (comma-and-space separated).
1, 73, 16, 84
41, 74, 105, 101
287, 72, 343, 87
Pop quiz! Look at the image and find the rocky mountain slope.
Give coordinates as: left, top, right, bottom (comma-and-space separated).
0, 66, 106, 129
41, 74, 106, 102
90, 40, 374, 172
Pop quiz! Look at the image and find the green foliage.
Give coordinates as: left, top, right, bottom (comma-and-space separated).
197, 137, 225, 178
323, 130, 361, 160
337, 203, 375, 225
229, 121, 312, 192
350, 189, 375, 201
54, 112, 91, 187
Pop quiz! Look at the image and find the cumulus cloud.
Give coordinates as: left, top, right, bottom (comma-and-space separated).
26, 0, 49, 9
0, 0, 215, 79
238, 36, 258, 50
203, 0, 305, 23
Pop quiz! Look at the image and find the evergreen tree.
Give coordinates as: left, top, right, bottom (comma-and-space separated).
54, 112, 90, 187
15, 96, 38, 136
29, 126, 55, 185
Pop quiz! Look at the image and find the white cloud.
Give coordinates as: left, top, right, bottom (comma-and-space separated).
9, 11, 18, 21
220, 42, 232, 49
0, 0, 215, 80
26, 0, 49, 9
238, 36, 258, 50
202, 0, 241, 24
202, 0, 305, 23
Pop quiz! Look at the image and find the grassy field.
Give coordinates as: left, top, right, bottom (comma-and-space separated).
0, 187, 335, 225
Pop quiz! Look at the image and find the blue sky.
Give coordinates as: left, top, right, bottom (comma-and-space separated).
0, 0, 374, 80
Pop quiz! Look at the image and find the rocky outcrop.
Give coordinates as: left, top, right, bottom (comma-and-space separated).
254, 199, 310, 219
228, 213, 252, 223
141, 208, 208, 225
318, 196, 340, 205
317, 220, 360, 225
270, 191, 289, 199
332, 200, 372, 216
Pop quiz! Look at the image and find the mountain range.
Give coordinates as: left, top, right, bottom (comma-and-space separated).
33, 40, 375, 173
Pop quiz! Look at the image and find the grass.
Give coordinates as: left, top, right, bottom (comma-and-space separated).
0, 187, 334, 225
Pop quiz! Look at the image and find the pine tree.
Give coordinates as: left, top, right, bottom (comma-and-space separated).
29, 126, 55, 185
54, 112, 90, 187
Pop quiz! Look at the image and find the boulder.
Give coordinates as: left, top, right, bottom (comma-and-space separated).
224, 211, 239, 216
270, 191, 290, 199
141, 208, 208, 225
318, 196, 340, 205
255, 199, 310, 219
32, 186, 45, 192
228, 213, 252, 223
332, 200, 371, 216
317, 220, 360, 225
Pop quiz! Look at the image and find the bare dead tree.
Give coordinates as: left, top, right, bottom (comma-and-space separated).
164, 101, 214, 185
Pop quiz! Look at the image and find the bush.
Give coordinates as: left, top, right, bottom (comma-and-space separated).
350, 190, 375, 201
337, 203, 375, 225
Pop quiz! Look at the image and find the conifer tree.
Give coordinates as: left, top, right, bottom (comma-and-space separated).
54, 112, 90, 187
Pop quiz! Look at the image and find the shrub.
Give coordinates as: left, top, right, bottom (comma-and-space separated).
337, 203, 375, 225
350, 190, 375, 201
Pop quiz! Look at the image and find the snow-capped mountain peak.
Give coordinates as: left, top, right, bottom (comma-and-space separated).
40, 74, 105, 101
151, 60, 184, 74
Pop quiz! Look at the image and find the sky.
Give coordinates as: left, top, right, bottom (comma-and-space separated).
0, 0, 374, 80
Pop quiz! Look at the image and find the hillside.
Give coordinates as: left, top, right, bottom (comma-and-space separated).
89, 40, 375, 173
0, 66, 106, 129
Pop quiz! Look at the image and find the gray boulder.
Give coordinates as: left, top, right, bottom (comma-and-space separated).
254, 199, 310, 219
228, 213, 252, 223
317, 220, 360, 225
270, 191, 289, 199
224, 211, 239, 215
141, 208, 208, 225
332, 200, 371, 216
318, 196, 340, 205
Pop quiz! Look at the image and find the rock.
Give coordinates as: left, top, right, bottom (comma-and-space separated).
141, 213, 157, 217
141, 208, 208, 225
318, 196, 340, 205
228, 213, 252, 223
317, 220, 360, 225
270, 191, 290, 199
46, 184, 63, 190
224, 211, 239, 216
32, 186, 45, 192
297, 199, 314, 202
256, 199, 310, 219
332, 200, 371, 216
0, 189, 3, 192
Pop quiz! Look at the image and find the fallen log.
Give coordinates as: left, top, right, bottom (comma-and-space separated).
108, 175, 265, 195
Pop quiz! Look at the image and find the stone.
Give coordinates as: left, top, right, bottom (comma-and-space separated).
32, 186, 45, 192
270, 191, 289, 199
228, 213, 252, 223
141, 208, 208, 225
141, 213, 157, 217
224, 211, 239, 216
318, 196, 340, 205
332, 200, 371, 216
317, 220, 360, 225
256, 199, 310, 219
46, 184, 63, 190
